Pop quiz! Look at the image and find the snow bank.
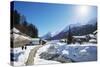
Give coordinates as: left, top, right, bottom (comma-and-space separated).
62, 50, 69, 55
34, 44, 60, 64
36, 41, 97, 63
11, 45, 38, 66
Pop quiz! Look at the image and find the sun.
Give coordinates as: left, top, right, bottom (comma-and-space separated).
77, 6, 90, 16
79, 6, 89, 14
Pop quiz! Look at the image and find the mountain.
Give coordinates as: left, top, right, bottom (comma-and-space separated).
41, 32, 52, 40
50, 18, 97, 40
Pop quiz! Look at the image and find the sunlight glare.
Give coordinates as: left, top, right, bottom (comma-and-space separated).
77, 6, 89, 16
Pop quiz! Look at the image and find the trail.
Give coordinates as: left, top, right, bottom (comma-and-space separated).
25, 45, 43, 65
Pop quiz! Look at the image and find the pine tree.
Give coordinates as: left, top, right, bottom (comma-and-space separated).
67, 26, 73, 44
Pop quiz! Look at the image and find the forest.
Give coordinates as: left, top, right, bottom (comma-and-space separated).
11, 10, 38, 38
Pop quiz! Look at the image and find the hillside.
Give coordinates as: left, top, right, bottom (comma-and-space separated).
50, 18, 97, 40
11, 28, 32, 48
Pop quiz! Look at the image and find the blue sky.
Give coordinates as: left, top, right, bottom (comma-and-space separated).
13, 1, 97, 37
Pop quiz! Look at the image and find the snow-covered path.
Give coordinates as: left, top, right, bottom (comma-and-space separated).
11, 45, 41, 66
25, 45, 43, 65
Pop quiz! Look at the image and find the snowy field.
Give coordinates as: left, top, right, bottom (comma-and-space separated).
11, 41, 97, 66
35, 41, 97, 64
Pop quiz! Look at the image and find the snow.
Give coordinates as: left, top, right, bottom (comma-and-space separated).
80, 49, 87, 53
34, 43, 60, 64
89, 34, 95, 38
14, 33, 31, 41
13, 28, 20, 33
12, 28, 32, 48
79, 47, 89, 56
11, 40, 97, 66
73, 36, 86, 38
89, 39, 97, 42
13, 28, 32, 41
11, 45, 38, 66
36, 41, 97, 63
31, 38, 40, 45
62, 50, 69, 55
13, 33, 19, 39
34, 58, 60, 65
93, 30, 97, 34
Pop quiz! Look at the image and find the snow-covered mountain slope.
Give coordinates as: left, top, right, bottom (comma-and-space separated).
49, 18, 97, 40
11, 28, 32, 48
13, 28, 20, 33
41, 32, 52, 40
35, 41, 97, 63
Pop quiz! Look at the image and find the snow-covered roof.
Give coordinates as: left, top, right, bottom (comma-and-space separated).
13, 28, 20, 33
73, 36, 86, 38
89, 39, 97, 42
32, 38, 40, 41
93, 30, 97, 34
89, 34, 94, 37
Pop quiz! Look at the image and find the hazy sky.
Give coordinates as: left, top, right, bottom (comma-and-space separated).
13, 1, 97, 37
